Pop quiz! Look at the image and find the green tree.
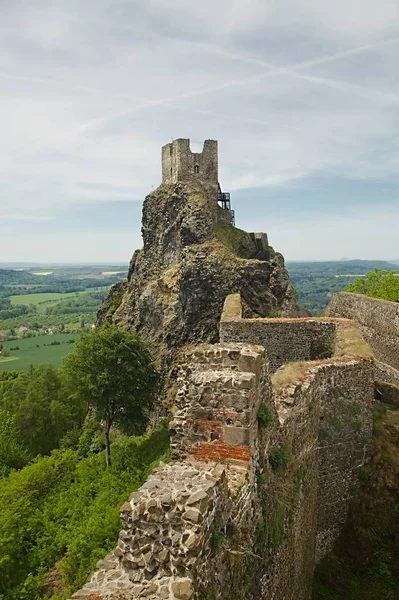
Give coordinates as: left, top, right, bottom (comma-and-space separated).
347, 268, 399, 302
0, 365, 86, 458
62, 326, 159, 467
0, 408, 28, 476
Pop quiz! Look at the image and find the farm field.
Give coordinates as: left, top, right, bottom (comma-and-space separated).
9, 292, 81, 306
0, 333, 80, 372
31, 271, 53, 276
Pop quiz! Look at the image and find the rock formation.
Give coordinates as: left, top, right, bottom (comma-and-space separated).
98, 179, 296, 372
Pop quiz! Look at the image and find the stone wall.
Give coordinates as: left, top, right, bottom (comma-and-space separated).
326, 292, 399, 371
375, 380, 399, 408
374, 360, 399, 387
71, 320, 374, 600
169, 343, 269, 463
162, 139, 218, 195
220, 293, 336, 372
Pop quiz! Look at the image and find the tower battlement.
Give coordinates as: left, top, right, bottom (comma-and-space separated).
161, 138, 218, 188
161, 138, 234, 225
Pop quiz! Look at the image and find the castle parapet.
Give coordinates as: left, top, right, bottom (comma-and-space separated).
162, 139, 218, 189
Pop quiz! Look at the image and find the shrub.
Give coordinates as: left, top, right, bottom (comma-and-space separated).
257, 403, 274, 428
0, 424, 170, 599
269, 447, 289, 471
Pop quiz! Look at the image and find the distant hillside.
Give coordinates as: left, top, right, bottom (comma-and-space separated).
0, 269, 38, 284
286, 260, 398, 315
286, 260, 398, 275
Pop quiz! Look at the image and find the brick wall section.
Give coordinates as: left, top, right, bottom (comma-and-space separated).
220, 294, 336, 372
326, 292, 399, 370
169, 343, 271, 462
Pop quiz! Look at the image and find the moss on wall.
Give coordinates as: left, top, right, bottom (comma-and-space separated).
214, 224, 258, 258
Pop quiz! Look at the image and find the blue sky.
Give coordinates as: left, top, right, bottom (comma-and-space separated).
0, 0, 398, 262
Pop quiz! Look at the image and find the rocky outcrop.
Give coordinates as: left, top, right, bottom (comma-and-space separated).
98, 181, 296, 371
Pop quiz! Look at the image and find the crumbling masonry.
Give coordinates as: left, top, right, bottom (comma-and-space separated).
75, 140, 389, 600
72, 294, 374, 600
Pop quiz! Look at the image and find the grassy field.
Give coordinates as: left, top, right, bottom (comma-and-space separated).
0, 333, 80, 372
101, 270, 126, 276
10, 292, 81, 306
9, 289, 107, 312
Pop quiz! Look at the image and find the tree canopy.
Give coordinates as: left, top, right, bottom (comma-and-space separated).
0, 365, 86, 466
62, 325, 160, 466
346, 268, 399, 302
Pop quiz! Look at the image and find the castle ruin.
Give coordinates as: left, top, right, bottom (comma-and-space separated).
162, 139, 235, 226
72, 139, 399, 600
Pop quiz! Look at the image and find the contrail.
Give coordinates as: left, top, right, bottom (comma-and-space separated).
77, 35, 399, 135
3, 33, 398, 168
0, 71, 142, 103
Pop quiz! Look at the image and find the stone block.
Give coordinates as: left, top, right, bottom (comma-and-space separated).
223, 425, 250, 447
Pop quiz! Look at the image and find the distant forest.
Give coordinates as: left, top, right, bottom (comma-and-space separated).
286, 260, 398, 314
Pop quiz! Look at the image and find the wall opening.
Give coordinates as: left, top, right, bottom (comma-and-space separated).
189, 141, 204, 153
194, 164, 199, 174
170, 168, 172, 176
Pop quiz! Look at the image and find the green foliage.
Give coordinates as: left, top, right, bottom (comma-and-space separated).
0, 424, 170, 600
318, 428, 330, 441
0, 365, 86, 462
76, 416, 104, 456
293, 464, 307, 493
358, 466, 371, 483
257, 403, 274, 428
210, 527, 226, 552
214, 224, 251, 254
0, 334, 80, 374
269, 503, 286, 548
286, 260, 398, 314
0, 409, 29, 477
256, 471, 267, 486
346, 268, 399, 302
109, 292, 122, 315
269, 447, 289, 471
62, 325, 160, 467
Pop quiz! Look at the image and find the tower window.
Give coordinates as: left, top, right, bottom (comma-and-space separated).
170, 168, 172, 176
194, 164, 199, 174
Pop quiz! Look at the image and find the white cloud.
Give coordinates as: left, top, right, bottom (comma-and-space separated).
0, 0, 398, 260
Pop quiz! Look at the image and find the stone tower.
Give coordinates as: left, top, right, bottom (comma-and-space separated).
161, 138, 234, 225
162, 139, 218, 191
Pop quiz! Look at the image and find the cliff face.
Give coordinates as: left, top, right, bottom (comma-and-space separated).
98, 181, 296, 370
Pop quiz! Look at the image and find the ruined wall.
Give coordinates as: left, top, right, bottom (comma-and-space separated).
375, 380, 399, 408
162, 139, 218, 193
374, 360, 399, 387
70, 344, 260, 600
169, 343, 269, 463
220, 293, 336, 372
326, 292, 399, 371
71, 325, 373, 600
312, 360, 374, 558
